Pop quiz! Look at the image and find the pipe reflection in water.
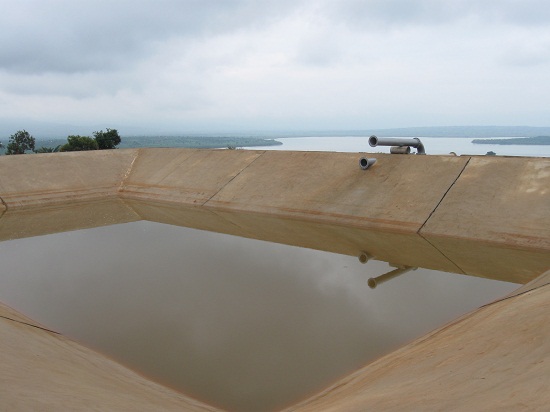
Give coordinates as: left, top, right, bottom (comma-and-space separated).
368, 266, 417, 289
358, 251, 373, 264
0, 221, 519, 412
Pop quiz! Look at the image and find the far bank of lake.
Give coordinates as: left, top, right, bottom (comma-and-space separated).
472, 136, 550, 145
248, 136, 550, 157
28, 135, 550, 157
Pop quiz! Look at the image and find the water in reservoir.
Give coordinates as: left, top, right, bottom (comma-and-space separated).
0, 221, 519, 411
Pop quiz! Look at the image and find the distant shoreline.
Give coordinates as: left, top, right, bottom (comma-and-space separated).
29, 136, 283, 151
472, 136, 550, 145
14, 125, 550, 140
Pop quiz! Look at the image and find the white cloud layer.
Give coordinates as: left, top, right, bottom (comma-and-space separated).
1, 0, 549, 132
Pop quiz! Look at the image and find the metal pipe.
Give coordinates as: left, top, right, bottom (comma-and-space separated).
367, 266, 416, 289
369, 135, 426, 155
358, 251, 373, 264
359, 157, 377, 170
390, 146, 411, 155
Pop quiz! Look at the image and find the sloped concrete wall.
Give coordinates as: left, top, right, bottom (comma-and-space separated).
422, 156, 550, 250
123, 149, 550, 283
0, 148, 549, 283
0, 198, 141, 241
0, 149, 138, 208
420, 156, 550, 282
120, 148, 264, 204
1, 148, 548, 249
0, 301, 222, 411
285, 271, 550, 412
202, 151, 468, 233
118, 149, 470, 233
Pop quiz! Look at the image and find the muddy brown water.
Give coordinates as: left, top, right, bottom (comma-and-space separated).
0, 221, 518, 411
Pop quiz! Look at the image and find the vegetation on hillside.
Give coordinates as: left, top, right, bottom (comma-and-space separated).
60, 135, 99, 151
118, 135, 282, 149
5, 130, 35, 154
3, 129, 283, 154
94, 128, 121, 149
60, 129, 121, 152
2, 128, 123, 154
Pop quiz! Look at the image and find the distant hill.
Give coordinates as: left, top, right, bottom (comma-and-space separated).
217, 126, 550, 138
362, 126, 550, 138
28, 135, 282, 152
119, 135, 282, 149
472, 136, 550, 145
3, 121, 550, 140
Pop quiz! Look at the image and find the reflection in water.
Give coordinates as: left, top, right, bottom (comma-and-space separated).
367, 265, 417, 289
0, 221, 518, 411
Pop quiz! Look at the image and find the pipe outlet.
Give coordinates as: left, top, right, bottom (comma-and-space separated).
359, 157, 377, 170
369, 135, 426, 155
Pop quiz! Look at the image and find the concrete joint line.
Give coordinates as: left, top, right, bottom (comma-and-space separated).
0, 314, 60, 335
480, 280, 550, 308
0, 195, 7, 218
419, 234, 467, 275
118, 149, 140, 193
202, 151, 266, 206
414, 157, 472, 275
418, 156, 471, 233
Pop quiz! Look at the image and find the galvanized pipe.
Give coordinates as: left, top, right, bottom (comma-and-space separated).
390, 146, 411, 155
367, 266, 416, 289
359, 157, 377, 170
369, 135, 426, 155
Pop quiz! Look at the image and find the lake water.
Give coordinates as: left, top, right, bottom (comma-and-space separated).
0, 221, 518, 411
249, 136, 550, 157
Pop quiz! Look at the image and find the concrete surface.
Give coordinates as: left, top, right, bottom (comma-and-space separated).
414, 235, 550, 284
1, 150, 548, 258
4, 196, 545, 281
285, 276, 550, 412
421, 156, 550, 251
0, 149, 138, 208
0, 302, 222, 412
0, 198, 140, 242
120, 148, 264, 205
126, 198, 463, 274
0, 149, 549, 411
1, 148, 548, 283
204, 151, 469, 233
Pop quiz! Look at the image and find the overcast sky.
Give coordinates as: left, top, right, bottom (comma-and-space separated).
1, 0, 550, 133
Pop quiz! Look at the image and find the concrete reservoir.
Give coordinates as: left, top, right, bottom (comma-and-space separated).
0, 148, 549, 411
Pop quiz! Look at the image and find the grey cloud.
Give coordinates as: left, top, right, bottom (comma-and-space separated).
485, 0, 550, 26
1, 0, 549, 129
0, 71, 140, 98
323, 0, 550, 28
294, 40, 342, 68
499, 42, 550, 67
0, 0, 298, 75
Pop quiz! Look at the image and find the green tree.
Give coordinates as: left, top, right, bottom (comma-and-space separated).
60, 135, 99, 152
5, 130, 35, 155
93, 128, 121, 149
